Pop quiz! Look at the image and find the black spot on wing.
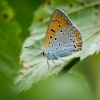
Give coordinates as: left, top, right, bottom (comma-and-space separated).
74, 45, 76, 48
58, 25, 61, 27
58, 20, 60, 23
60, 30, 63, 32
70, 38, 72, 41
55, 38, 57, 40
50, 36, 52, 38
63, 41, 65, 43
63, 32, 65, 35
51, 29, 55, 33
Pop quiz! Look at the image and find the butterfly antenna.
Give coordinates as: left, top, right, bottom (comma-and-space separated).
25, 46, 44, 52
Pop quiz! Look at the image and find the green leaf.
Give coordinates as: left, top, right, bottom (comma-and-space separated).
14, 0, 100, 93
81, 31, 100, 60
0, 0, 21, 84
22, 72, 94, 100
7, 0, 46, 40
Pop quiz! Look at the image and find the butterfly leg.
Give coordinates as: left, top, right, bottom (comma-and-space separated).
47, 56, 56, 69
47, 59, 51, 69
52, 54, 62, 66
61, 58, 67, 62
56, 58, 68, 67
47, 59, 56, 69
51, 59, 55, 64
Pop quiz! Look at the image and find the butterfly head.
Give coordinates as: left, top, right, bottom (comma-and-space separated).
41, 50, 51, 60
41, 50, 46, 57
42, 50, 59, 60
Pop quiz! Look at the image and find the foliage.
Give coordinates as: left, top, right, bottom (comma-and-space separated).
17, 0, 100, 93
0, 0, 100, 100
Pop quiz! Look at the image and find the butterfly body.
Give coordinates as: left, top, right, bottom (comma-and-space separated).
43, 8, 82, 60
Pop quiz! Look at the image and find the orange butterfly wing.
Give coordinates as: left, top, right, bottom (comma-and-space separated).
44, 8, 72, 50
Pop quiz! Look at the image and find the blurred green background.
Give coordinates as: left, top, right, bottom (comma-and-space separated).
0, 0, 100, 100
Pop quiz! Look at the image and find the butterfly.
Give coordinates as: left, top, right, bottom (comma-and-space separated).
42, 8, 83, 61
26, 8, 83, 65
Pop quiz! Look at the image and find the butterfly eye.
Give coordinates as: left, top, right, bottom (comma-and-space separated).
42, 51, 45, 56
